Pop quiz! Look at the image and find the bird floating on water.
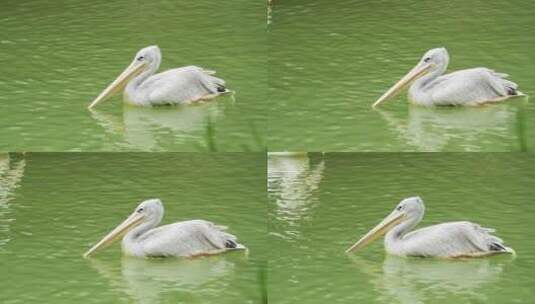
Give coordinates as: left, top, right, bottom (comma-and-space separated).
84, 199, 246, 258
88, 45, 230, 109
346, 196, 514, 258
372, 48, 524, 108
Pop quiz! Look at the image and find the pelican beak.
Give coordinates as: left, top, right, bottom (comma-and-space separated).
346, 211, 405, 253
372, 62, 432, 108
87, 60, 148, 110
83, 212, 144, 258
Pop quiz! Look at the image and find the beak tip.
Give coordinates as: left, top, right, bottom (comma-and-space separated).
83, 247, 96, 258
345, 245, 357, 254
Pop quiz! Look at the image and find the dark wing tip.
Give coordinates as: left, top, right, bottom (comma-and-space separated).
506, 87, 518, 96
489, 242, 507, 252
225, 239, 238, 249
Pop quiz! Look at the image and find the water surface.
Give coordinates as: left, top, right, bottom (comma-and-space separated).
268, 153, 535, 303
0, 153, 266, 304
269, 0, 534, 151
0, 0, 266, 151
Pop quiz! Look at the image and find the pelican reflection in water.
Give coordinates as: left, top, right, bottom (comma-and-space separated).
376, 105, 525, 151
267, 152, 325, 209
268, 152, 325, 239
0, 153, 25, 206
0, 153, 26, 248
84, 199, 246, 258
88, 45, 231, 109
90, 257, 236, 304
346, 197, 514, 258
350, 255, 506, 304
89, 102, 223, 151
373, 48, 525, 107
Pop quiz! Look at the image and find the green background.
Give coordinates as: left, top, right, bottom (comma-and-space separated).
268, 0, 534, 151
268, 153, 535, 303
0, 153, 267, 304
0, 0, 266, 151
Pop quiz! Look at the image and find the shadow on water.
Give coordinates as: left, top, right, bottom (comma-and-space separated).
515, 101, 528, 152
349, 255, 512, 304
258, 259, 268, 304
375, 99, 529, 151
197, 118, 265, 152
89, 256, 238, 304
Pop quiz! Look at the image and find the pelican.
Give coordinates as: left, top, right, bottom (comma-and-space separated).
372, 48, 524, 108
346, 196, 514, 258
88, 45, 230, 109
84, 199, 246, 258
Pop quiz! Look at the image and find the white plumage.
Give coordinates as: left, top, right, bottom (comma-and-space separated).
388, 221, 508, 258
84, 199, 245, 258
347, 196, 514, 258
88, 46, 229, 109
373, 48, 524, 107
125, 219, 242, 258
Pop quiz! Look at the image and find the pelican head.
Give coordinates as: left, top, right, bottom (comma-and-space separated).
372, 48, 449, 108
84, 198, 164, 258
346, 196, 424, 253
88, 45, 162, 109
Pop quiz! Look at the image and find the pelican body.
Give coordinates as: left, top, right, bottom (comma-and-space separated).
88, 46, 229, 109
373, 48, 523, 108
346, 197, 514, 258
84, 199, 245, 258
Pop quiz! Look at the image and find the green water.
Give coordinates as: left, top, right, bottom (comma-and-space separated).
2, 0, 535, 303
0, 153, 266, 304
268, 0, 534, 152
268, 153, 535, 303
2, 0, 533, 152
0, 0, 266, 152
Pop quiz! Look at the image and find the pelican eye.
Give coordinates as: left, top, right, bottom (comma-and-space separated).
137, 56, 145, 61
423, 57, 431, 63
396, 205, 403, 211
137, 207, 144, 213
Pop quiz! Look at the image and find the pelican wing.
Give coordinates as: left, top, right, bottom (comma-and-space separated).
141, 66, 226, 105
139, 220, 241, 257
428, 68, 518, 105
400, 221, 510, 257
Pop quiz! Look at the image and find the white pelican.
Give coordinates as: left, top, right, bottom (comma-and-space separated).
346, 196, 515, 258
88, 45, 230, 109
84, 199, 246, 258
372, 48, 524, 108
